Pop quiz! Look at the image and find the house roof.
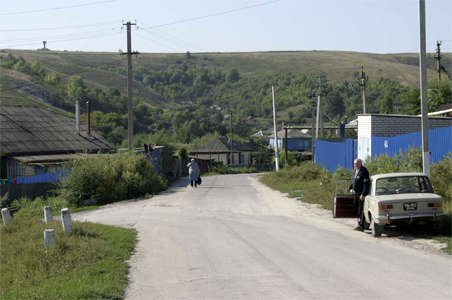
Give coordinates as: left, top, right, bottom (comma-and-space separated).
0, 106, 114, 156
269, 129, 311, 139
190, 137, 258, 153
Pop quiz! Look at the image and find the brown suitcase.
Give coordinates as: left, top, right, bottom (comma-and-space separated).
333, 194, 356, 218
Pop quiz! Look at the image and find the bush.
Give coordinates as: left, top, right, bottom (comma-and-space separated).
365, 148, 422, 174
60, 153, 167, 207
431, 154, 452, 214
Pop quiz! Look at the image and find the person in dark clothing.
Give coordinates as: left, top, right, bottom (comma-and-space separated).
349, 158, 370, 231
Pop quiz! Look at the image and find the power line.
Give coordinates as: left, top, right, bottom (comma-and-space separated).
144, 0, 281, 29
0, 20, 120, 32
0, 30, 122, 49
0, 0, 117, 16
0, 28, 121, 45
138, 25, 199, 51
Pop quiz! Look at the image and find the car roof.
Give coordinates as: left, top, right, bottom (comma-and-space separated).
371, 172, 428, 180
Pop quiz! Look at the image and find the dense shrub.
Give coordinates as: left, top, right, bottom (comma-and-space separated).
431, 154, 452, 202
365, 148, 422, 174
60, 153, 167, 207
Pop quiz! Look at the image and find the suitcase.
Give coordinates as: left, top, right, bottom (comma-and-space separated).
333, 194, 356, 218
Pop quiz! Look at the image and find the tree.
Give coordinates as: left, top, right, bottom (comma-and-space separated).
227, 69, 240, 82
66, 75, 86, 100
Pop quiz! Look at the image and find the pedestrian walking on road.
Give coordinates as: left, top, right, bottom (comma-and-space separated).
187, 158, 200, 188
349, 158, 370, 231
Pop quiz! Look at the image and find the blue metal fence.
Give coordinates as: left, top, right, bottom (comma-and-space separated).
315, 126, 452, 173
314, 139, 356, 173
15, 169, 72, 184
372, 126, 452, 162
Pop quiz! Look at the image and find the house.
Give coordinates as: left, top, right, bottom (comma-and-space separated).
189, 137, 259, 167
0, 106, 114, 181
357, 113, 452, 161
268, 128, 312, 152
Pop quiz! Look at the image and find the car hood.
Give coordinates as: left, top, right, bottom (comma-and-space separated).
374, 193, 442, 202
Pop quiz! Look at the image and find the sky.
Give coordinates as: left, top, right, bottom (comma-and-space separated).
1, 0, 451, 54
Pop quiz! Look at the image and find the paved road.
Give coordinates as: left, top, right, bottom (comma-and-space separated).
74, 174, 452, 300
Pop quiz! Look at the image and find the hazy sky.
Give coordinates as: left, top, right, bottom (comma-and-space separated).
1, 0, 451, 53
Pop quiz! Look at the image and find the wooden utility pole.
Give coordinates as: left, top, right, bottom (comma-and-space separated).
419, 0, 430, 175
359, 66, 368, 113
121, 21, 138, 150
271, 84, 279, 171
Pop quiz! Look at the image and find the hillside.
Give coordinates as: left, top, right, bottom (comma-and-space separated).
4, 49, 450, 87
1, 49, 451, 147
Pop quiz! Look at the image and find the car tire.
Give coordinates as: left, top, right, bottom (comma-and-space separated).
371, 217, 383, 237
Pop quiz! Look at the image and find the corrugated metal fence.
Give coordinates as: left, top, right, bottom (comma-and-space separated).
314, 139, 356, 173
314, 126, 452, 173
15, 169, 72, 184
371, 126, 452, 162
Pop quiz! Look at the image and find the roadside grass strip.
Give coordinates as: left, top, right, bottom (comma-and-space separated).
0, 217, 137, 300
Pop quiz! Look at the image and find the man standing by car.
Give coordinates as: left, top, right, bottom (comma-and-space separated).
350, 158, 370, 231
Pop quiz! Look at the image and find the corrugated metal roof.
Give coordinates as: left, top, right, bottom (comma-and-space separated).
190, 137, 258, 153
0, 106, 114, 155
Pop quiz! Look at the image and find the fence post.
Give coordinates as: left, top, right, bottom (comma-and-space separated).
61, 208, 72, 233
1, 208, 12, 225
44, 206, 53, 223
44, 229, 55, 247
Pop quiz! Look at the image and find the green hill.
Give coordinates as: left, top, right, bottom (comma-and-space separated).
1, 49, 451, 146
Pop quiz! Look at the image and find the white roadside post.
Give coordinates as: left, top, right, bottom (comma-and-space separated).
44, 206, 53, 223
44, 229, 55, 247
1, 208, 12, 225
61, 208, 72, 233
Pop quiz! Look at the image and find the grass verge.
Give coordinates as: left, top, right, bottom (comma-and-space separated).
0, 217, 137, 300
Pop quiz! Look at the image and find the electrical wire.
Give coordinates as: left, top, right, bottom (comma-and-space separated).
0, 30, 122, 49
0, 28, 121, 45
0, 20, 120, 33
143, 0, 281, 29
0, 0, 117, 16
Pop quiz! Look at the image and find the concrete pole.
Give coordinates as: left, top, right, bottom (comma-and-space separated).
44, 206, 53, 223
44, 229, 55, 247
1, 208, 12, 225
61, 208, 72, 233
75, 100, 80, 134
315, 95, 321, 139
419, 0, 430, 175
271, 84, 280, 171
126, 22, 134, 151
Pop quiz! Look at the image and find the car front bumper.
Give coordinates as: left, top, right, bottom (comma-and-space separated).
375, 212, 447, 225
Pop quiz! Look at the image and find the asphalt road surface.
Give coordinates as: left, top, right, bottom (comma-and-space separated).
74, 174, 452, 300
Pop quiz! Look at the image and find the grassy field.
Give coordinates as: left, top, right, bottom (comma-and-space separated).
0, 217, 137, 300
260, 165, 452, 254
4, 49, 450, 87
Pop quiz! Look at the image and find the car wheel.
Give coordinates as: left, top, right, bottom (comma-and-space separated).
370, 217, 383, 237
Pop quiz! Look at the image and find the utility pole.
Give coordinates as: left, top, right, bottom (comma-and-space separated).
419, 0, 430, 175
434, 41, 442, 81
271, 84, 280, 171
359, 65, 368, 113
315, 75, 322, 139
121, 21, 138, 151
229, 108, 233, 164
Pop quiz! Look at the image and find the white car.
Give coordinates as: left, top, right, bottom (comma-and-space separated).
362, 172, 446, 237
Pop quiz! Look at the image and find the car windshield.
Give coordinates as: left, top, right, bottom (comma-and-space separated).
375, 176, 433, 195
